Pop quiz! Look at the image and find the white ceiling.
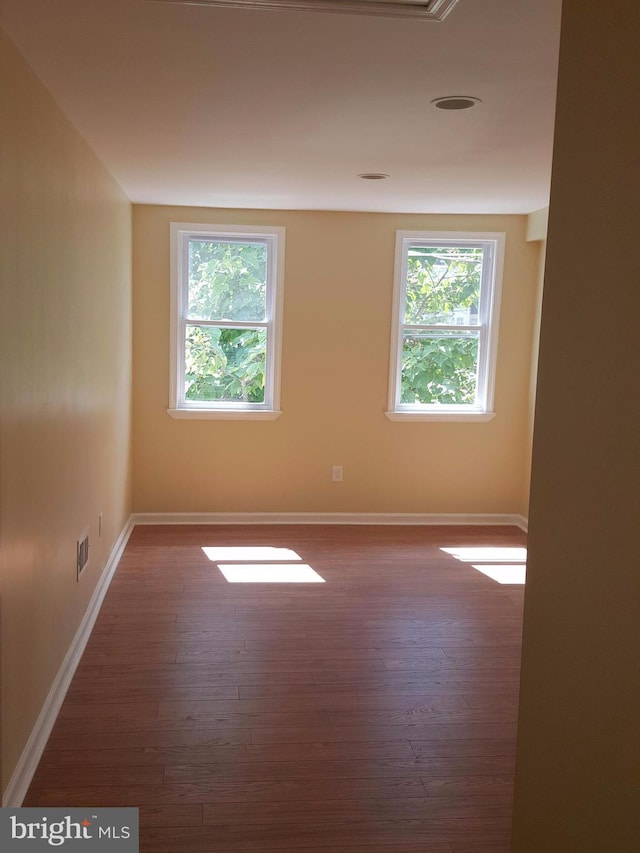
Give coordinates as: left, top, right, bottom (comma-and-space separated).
0, 0, 562, 213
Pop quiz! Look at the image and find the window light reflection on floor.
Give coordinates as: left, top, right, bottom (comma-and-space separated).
441, 546, 527, 563
217, 563, 325, 583
471, 563, 527, 585
201, 546, 325, 583
442, 546, 527, 585
202, 546, 302, 562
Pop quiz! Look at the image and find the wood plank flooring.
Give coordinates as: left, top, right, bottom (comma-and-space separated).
25, 524, 526, 852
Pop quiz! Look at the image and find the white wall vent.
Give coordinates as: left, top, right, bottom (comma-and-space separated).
148, 1, 460, 21
76, 529, 90, 580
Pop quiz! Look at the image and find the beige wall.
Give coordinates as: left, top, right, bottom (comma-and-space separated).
512, 1, 640, 849
133, 206, 539, 515
0, 30, 132, 793
521, 216, 547, 518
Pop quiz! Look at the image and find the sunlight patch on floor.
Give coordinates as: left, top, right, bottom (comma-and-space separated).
216, 563, 325, 583
441, 546, 527, 563
202, 546, 302, 562
202, 545, 324, 583
442, 546, 527, 584
471, 563, 526, 584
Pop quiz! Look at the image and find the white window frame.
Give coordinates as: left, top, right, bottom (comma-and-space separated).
387, 231, 505, 422
168, 222, 285, 420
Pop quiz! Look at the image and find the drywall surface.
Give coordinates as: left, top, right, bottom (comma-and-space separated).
521, 234, 546, 519
0, 29, 132, 792
133, 205, 539, 514
512, 1, 640, 849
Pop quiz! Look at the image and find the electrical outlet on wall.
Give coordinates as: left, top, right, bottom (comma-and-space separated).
332, 465, 344, 482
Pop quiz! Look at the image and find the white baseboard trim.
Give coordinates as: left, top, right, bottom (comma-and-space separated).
2, 516, 135, 808
132, 511, 527, 528
515, 514, 528, 532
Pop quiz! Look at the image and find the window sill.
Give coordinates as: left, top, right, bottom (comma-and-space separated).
385, 410, 496, 423
168, 408, 282, 421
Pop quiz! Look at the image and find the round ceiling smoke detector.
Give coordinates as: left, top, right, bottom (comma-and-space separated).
432, 96, 481, 111
358, 173, 389, 180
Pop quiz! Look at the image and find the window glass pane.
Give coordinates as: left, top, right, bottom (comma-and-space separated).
404, 246, 483, 325
400, 330, 479, 405
188, 239, 267, 322
185, 325, 266, 403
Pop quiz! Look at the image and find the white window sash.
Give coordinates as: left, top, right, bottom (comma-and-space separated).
170, 223, 284, 416
388, 231, 504, 417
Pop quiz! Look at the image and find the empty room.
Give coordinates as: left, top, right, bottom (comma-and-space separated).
1, 1, 638, 852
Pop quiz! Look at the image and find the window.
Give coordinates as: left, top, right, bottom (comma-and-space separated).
169, 223, 284, 419
387, 231, 504, 421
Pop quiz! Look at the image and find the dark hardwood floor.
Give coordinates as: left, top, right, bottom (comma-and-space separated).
25, 524, 526, 852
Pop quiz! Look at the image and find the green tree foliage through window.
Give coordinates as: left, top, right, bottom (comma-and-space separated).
185, 239, 268, 403
401, 246, 483, 405
185, 326, 266, 403
188, 240, 266, 322
401, 333, 478, 405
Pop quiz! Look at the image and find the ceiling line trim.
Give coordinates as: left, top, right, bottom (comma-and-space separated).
145, 0, 460, 22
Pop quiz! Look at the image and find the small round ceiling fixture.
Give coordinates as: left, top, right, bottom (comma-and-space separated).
358, 173, 389, 180
432, 96, 481, 111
